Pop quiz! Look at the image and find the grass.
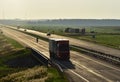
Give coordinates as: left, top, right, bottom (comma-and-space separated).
5, 36, 23, 49
0, 35, 31, 78
86, 26, 120, 33
46, 67, 68, 82
0, 34, 32, 78
76, 34, 120, 49
21, 30, 49, 42
0, 34, 68, 82
10, 25, 120, 50
17, 25, 120, 49
19, 25, 65, 35
10, 27, 49, 42
0, 66, 48, 82
0, 66, 68, 82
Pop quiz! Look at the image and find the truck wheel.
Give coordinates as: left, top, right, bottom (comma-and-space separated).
50, 52, 52, 58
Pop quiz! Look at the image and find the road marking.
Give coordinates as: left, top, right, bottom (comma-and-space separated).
69, 69, 89, 82
57, 62, 90, 82
72, 51, 120, 72
72, 60, 113, 82
3, 27, 119, 82
14, 26, 120, 72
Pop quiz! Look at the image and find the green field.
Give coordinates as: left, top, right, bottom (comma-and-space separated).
20, 25, 120, 33
20, 25, 65, 35
74, 34, 120, 49
70, 26, 120, 49
86, 26, 120, 33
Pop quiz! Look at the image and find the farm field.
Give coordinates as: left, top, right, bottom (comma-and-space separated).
86, 26, 120, 33
70, 27, 120, 49
74, 34, 120, 49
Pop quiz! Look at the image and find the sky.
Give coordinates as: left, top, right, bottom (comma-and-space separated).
0, 0, 120, 19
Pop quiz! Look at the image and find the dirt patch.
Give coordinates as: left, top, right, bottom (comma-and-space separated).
6, 54, 42, 68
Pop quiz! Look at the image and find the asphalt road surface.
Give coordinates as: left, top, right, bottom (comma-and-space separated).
7, 26, 120, 58
1, 27, 120, 82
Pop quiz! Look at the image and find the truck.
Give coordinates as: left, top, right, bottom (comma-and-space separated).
49, 38, 70, 60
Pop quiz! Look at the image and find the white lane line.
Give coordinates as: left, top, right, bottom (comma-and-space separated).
58, 62, 90, 82
69, 69, 89, 82
72, 60, 113, 82
71, 51, 120, 72
14, 26, 120, 72
4, 29, 89, 82
4, 27, 118, 82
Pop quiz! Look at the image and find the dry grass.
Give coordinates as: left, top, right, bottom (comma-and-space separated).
0, 66, 49, 82
0, 35, 16, 56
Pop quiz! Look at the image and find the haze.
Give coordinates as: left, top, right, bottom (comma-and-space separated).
0, 0, 120, 19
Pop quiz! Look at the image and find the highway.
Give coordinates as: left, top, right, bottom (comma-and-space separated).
14, 26, 120, 58
1, 27, 120, 82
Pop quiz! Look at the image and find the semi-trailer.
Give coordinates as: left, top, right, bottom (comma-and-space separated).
49, 38, 70, 60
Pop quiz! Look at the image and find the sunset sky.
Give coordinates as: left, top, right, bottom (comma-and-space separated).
0, 0, 120, 19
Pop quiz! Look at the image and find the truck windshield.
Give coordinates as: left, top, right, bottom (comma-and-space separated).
58, 44, 69, 51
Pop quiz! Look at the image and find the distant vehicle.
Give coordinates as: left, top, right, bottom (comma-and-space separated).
47, 32, 51, 36
24, 29, 27, 31
17, 26, 20, 29
49, 38, 70, 60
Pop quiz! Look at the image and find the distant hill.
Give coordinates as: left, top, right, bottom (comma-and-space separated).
0, 19, 120, 26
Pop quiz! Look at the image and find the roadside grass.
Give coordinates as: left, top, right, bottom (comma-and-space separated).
20, 25, 65, 35
17, 25, 120, 49
0, 34, 35, 78
46, 67, 68, 82
0, 35, 31, 78
22, 30, 49, 42
0, 66, 68, 82
0, 34, 68, 82
11, 25, 120, 50
0, 66, 48, 82
5, 36, 23, 49
76, 34, 120, 49
10, 27, 49, 42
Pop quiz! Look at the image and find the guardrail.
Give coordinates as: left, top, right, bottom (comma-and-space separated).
71, 45, 120, 65
31, 48, 48, 66
10, 26, 120, 66
30, 48, 63, 72
5, 26, 64, 72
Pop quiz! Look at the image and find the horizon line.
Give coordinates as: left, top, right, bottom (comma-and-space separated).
0, 18, 120, 20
